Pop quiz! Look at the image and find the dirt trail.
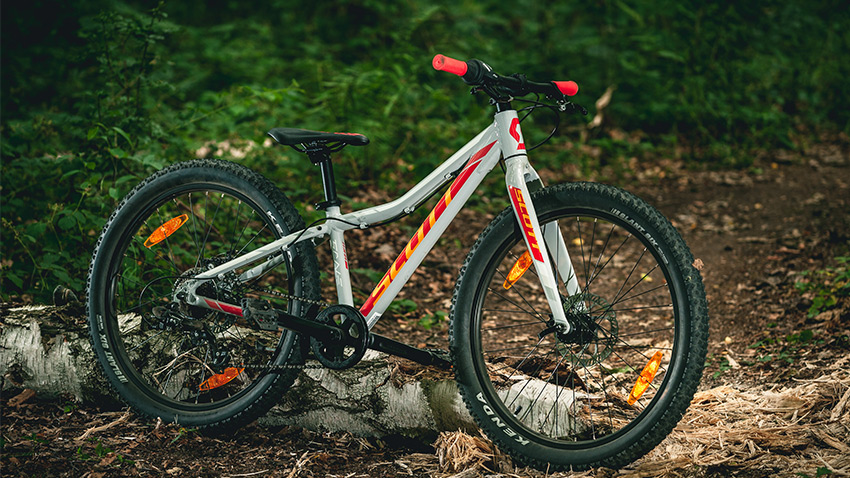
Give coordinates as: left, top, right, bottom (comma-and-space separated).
2, 145, 849, 477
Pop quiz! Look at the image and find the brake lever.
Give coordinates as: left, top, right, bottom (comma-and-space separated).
556, 99, 588, 115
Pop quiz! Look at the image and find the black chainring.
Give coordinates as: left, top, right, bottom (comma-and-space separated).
309, 304, 369, 370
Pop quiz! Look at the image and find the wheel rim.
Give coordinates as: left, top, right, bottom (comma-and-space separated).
100, 183, 302, 411
470, 208, 687, 449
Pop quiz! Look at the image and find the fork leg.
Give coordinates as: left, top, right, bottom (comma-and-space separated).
504, 158, 571, 332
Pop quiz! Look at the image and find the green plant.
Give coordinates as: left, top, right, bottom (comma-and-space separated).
419, 310, 447, 330
62, 401, 78, 414
704, 354, 735, 379
23, 433, 49, 445
797, 466, 833, 477
750, 329, 821, 365
795, 256, 850, 318
169, 427, 197, 445
388, 298, 419, 315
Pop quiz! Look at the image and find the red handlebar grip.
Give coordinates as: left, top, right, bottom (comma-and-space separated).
553, 81, 579, 96
433, 54, 468, 76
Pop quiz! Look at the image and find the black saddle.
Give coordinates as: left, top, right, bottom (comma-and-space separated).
267, 127, 369, 147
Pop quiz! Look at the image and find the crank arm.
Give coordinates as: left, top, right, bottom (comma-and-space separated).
368, 333, 452, 369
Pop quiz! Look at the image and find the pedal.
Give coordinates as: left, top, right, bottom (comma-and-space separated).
241, 298, 279, 331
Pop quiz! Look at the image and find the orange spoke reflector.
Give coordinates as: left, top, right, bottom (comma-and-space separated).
627, 350, 664, 405
503, 251, 533, 290
199, 367, 244, 391
144, 214, 189, 248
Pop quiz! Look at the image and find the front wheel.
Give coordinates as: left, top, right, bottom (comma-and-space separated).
450, 182, 708, 471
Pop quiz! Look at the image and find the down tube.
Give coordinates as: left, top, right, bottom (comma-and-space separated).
360, 132, 501, 327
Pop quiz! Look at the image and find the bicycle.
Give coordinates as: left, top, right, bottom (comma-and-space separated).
86, 54, 708, 471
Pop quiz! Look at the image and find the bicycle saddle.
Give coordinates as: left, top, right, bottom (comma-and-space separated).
267, 127, 369, 147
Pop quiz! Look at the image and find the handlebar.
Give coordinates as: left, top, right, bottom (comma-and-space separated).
432, 54, 578, 98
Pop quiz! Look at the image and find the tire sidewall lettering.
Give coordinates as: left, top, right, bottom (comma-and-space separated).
610, 207, 669, 265
476, 392, 530, 446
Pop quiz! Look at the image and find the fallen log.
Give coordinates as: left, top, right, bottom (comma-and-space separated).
0, 304, 477, 438
1, 304, 586, 440
0, 304, 116, 404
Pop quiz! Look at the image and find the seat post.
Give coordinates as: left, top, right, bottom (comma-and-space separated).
305, 146, 341, 210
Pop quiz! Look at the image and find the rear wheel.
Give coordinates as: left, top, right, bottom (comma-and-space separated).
450, 182, 708, 470
86, 159, 320, 431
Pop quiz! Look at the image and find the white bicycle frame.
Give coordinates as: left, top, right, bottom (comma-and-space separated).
186, 109, 582, 332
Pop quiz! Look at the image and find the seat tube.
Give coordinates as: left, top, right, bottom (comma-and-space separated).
496, 110, 571, 330
325, 206, 354, 306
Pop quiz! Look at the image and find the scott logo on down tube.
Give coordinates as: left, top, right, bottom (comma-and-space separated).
360, 142, 497, 316
508, 186, 543, 261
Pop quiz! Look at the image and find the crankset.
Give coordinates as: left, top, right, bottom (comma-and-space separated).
245, 287, 453, 369
309, 305, 369, 370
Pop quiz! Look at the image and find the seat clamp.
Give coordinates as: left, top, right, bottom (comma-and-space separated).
316, 199, 342, 211
305, 145, 332, 165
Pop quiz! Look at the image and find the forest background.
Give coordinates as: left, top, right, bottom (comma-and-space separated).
2, 0, 849, 303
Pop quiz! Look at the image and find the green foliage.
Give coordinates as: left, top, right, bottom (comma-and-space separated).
795, 256, 850, 318
388, 298, 419, 316
169, 427, 198, 445
2, 0, 850, 301
797, 466, 834, 477
419, 310, 448, 330
750, 328, 822, 365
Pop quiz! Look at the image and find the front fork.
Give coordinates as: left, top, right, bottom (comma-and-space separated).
499, 111, 579, 332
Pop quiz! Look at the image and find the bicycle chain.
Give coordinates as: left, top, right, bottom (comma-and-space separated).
247, 284, 331, 309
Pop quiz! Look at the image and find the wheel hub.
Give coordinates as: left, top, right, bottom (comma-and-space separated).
556, 292, 619, 366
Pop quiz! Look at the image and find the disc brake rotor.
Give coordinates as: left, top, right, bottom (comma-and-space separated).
557, 292, 619, 366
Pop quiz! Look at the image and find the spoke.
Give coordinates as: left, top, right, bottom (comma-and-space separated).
127, 329, 170, 353
234, 223, 269, 257
541, 357, 571, 439
602, 281, 670, 309
607, 304, 674, 314
617, 327, 675, 338
519, 343, 568, 424
480, 320, 546, 332
491, 265, 548, 323
200, 192, 226, 258
584, 218, 598, 295
609, 247, 649, 306
485, 286, 547, 324
505, 342, 556, 412
188, 193, 200, 256
586, 222, 615, 284
584, 230, 631, 292
576, 217, 590, 293
229, 199, 244, 257
613, 263, 660, 306
484, 341, 556, 355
